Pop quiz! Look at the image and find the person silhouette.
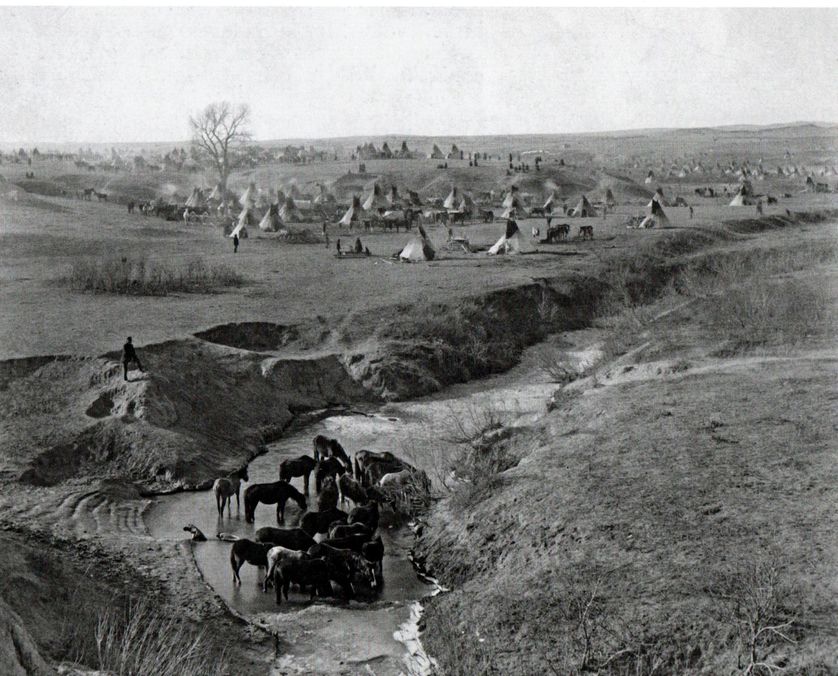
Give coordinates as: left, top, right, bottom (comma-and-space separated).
122, 337, 144, 381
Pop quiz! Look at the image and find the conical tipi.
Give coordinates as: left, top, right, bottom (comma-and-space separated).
339, 196, 364, 227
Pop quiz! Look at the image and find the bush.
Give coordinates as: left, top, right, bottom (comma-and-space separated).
535, 346, 579, 383
65, 255, 244, 295
678, 252, 835, 347
93, 597, 228, 676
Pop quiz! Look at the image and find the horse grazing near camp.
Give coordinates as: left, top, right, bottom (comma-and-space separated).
264, 546, 309, 592
254, 526, 315, 552
82, 188, 95, 201
273, 557, 347, 604
244, 480, 307, 525
307, 542, 378, 592
229, 539, 271, 585
578, 225, 594, 240
337, 473, 368, 506
127, 200, 135, 214
212, 467, 249, 516
95, 191, 108, 202
480, 209, 494, 223
364, 459, 407, 488
312, 435, 352, 471
449, 211, 467, 225
353, 450, 399, 487
315, 457, 347, 493
300, 508, 348, 537
279, 455, 316, 495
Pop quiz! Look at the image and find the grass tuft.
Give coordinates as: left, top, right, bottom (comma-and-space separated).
93, 597, 228, 676
65, 255, 245, 295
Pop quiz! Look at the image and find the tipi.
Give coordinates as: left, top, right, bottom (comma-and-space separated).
387, 185, 402, 207
185, 187, 204, 208
239, 182, 257, 209
399, 225, 435, 262
258, 203, 282, 232
363, 183, 389, 212
230, 208, 250, 238
443, 186, 460, 210
488, 220, 529, 255
638, 199, 671, 228
339, 196, 364, 227
647, 188, 667, 207
429, 144, 445, 160
572, 195, 596, 217
279, 197, 302, 222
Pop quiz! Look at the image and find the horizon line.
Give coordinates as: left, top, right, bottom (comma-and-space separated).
2, 120, 836, 149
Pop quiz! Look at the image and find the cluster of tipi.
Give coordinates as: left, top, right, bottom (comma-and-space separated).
641, 158, 837, 184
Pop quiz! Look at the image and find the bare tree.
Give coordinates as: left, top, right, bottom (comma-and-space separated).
708, 559, 798, 675
189, 102, 251, 215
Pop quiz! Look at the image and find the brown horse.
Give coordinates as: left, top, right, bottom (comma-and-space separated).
312, 435, 352, 473
279, 455, 316, 495
244, 481, 307, 525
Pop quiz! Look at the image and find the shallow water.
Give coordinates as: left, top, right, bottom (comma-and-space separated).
145, 339, 564, 672
146, 414, 430, 615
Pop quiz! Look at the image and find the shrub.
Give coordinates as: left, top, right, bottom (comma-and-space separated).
535, 346, 579, 383
707, 558, 800, 676
93, 597, 228, 676
65, 255, 244, 295
679, 253, 835, 347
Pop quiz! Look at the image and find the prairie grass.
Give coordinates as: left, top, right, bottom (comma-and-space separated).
66, 255, 244, 295
93, 597, 228, 676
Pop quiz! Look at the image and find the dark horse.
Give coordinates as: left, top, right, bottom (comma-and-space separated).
244, 481, 307, 525
354, 450, 403, 487
313, 435, 352, 472
315, 457, 347, 493
300, 507, 348, 537
279, 455, 317, 495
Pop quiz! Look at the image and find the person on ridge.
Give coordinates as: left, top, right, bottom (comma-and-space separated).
122, 336, 144, 381
232, 233, 239, 253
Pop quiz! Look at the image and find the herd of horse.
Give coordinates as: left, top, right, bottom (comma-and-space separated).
198, 435, 428, 605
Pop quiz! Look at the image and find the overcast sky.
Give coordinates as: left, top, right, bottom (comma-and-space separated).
1, 7, 836, 144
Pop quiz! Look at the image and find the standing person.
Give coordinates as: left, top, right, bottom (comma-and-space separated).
232, 233, 239, 253
336, 238, 342, 256
354, 237, 363, 254
122, 337, 144, 381
689, 205, 694, 220
322, 221, 329, 248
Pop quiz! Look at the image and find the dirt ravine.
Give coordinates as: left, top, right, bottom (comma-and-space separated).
0, 210, 835, 674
